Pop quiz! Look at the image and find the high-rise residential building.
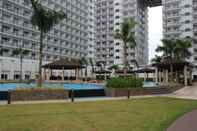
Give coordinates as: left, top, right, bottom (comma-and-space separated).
0, 0, 93, 80
95, 0, 149, 69
162, 0, 197, 77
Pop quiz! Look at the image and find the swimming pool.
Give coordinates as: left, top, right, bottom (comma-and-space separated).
143, 81, 157, 88
0, 83, 104, 91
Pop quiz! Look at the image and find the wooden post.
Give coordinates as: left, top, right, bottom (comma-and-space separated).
184, 65, 188, 86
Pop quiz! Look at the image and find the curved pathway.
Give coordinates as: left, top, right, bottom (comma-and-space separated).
167, 110, 197, 131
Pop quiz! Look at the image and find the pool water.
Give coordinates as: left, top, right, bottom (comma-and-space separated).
143, 81, 157, 88
0, 83, 104, 91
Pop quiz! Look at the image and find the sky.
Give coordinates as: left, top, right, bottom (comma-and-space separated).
148, 6, 162, 61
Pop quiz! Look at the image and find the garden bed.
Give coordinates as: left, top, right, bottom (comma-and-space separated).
8, 89, 69, 102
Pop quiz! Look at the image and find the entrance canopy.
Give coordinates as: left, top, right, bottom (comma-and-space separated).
42, 58, 83, 70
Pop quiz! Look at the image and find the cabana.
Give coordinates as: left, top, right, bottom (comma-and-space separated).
94, 70, 111, 80
42, 58, 84, 81
115, 70, 134, 76
152, 61, 193, 86
133, 67, 155, 81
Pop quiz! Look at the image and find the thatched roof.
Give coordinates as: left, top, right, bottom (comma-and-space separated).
42, 58, 83, 70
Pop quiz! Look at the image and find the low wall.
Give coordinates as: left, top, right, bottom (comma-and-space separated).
105, 88, 150, 97
9, 89, 69, 102
105, 86, 182, 97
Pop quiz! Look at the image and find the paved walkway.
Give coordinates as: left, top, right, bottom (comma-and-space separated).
167, 85, 197, 100
0, 95, 158, 105
167, 110, 197, 131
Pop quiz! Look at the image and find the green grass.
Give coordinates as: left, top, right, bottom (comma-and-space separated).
0, 97, 197, 131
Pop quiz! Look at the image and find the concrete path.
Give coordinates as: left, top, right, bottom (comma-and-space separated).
167, 110, 197, 131
168, 85, 197, 100
0, 95, 157, 105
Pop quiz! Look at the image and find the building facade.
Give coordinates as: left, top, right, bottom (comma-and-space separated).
0, 0, 93, 80
162, 0, 197, 77
95, 0, 149, 69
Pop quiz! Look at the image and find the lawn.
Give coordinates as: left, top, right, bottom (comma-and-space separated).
0, 97, 197, 131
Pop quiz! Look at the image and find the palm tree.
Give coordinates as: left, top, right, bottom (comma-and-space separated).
175, 39, 192, 60
156, 39, 176, 58
114, 18, 136, 76
12, 48, 30, 82
156, 39, 177, 81
155, 38, 192, 81
30, 0, 65, 87
80, 57, 88, 81
151, 55, 162, 63
110, 64, 119, 71
89, 58, 95, 77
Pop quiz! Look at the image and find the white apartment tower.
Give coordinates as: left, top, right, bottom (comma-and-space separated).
0, 0, 94, 80
95, 0, 149, 68
162, 0, 197, 77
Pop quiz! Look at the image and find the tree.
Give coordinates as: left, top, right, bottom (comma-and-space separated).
155, 38, 192, 81
175, 39, 192, 60
109, 64, 119, 77
156, 39, 176, 58
110, 64, 119, 71
30, 0, 65, 87
114, 18, 136, 76
80, 57, 88, 81
151, 55, 162, 63
156, 39, 176, 81
11, 48, 30, 82
89, 58, 95, 77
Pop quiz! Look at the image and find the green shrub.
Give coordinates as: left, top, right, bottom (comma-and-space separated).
106, 77, 143, 88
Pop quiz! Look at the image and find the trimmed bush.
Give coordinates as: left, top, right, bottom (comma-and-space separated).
106, 77, 143, 88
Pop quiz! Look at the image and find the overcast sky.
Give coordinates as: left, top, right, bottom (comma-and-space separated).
148, 6, 162, 61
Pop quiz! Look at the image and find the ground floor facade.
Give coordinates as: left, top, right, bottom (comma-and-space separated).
0, 57, 93, 81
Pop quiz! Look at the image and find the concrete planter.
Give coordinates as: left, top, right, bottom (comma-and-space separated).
8, 89, 69, 102
105, 88, 148, 97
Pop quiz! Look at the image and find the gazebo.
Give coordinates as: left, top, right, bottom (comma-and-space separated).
115, 70, 134, 75
152, 61, 193, 86
42, 58, 84, 81
133, 67, 155, 81
94, 70, 111, 80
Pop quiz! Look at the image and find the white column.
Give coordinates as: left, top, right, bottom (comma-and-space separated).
155, 68, 158, 83
166, 70, 169, 83
159, 70, 162, 83
184, 65, 188, 86
62, 67, 64, 81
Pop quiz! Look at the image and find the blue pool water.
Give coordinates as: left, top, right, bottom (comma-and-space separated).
143, 81, 157, 88
0, 83, 104, 91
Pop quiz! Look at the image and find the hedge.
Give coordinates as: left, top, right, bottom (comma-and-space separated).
106, 77, 143, 88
